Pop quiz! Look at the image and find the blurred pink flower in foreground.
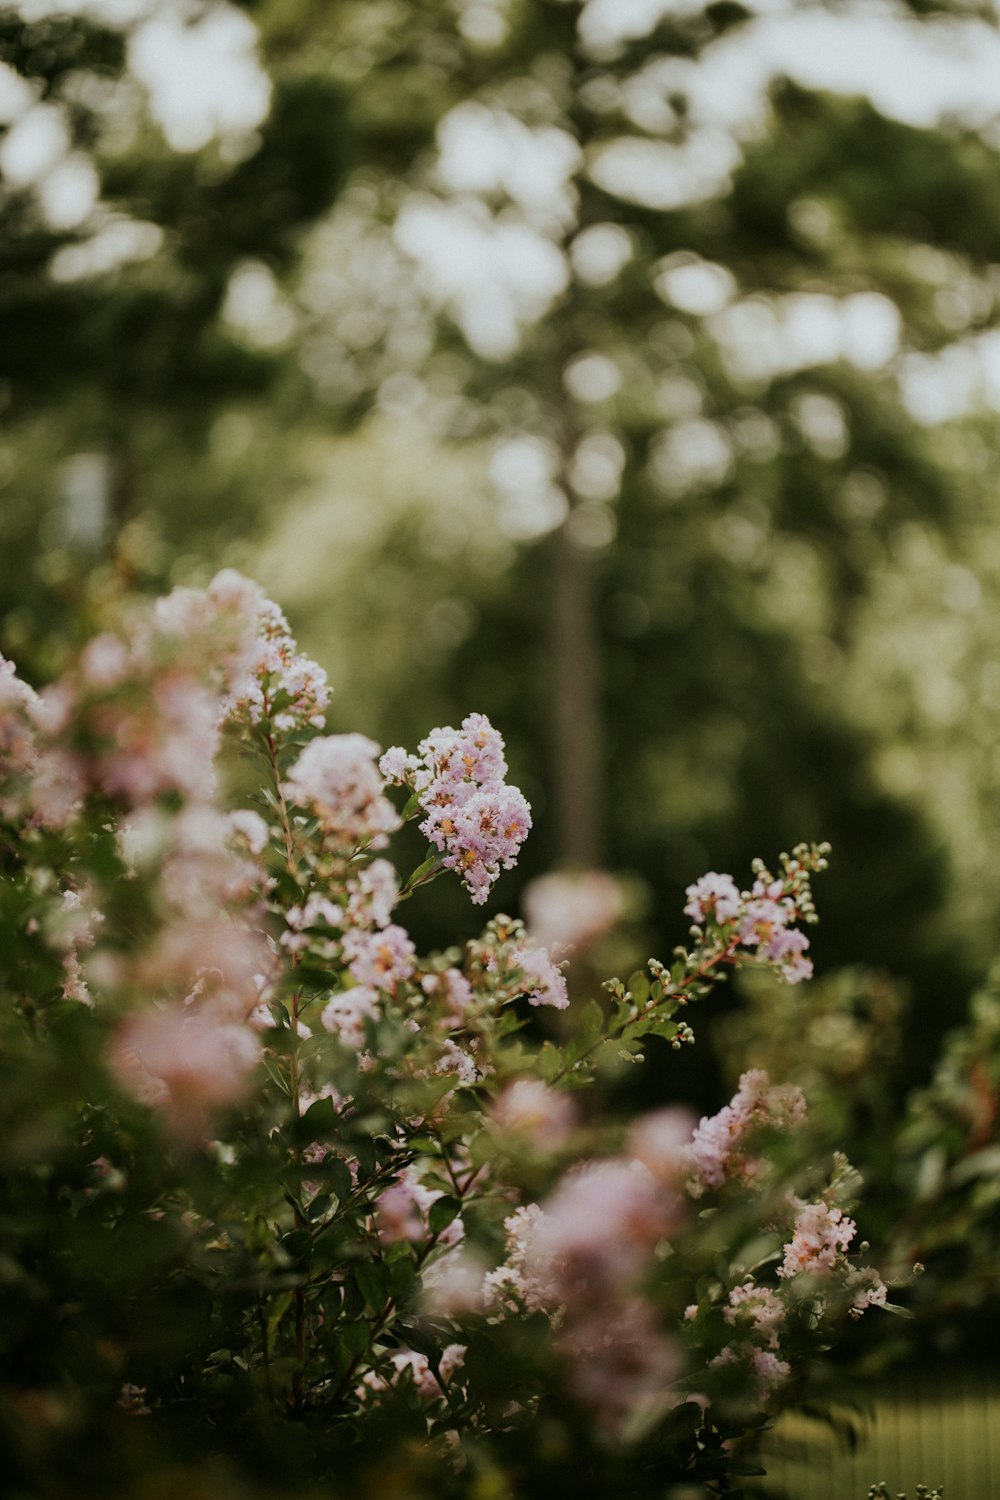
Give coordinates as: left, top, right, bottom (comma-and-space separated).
522, 868, 623, 959
110, 1009, 260, 1143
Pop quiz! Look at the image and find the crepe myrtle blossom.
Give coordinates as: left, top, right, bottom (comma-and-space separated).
490, 1078, 577, 1150
360, 1343, 466, 1402
709, 1343, 791, 1400
381, 714, 531, 904
321, 986, 380, 1050
283, 734, 400, 851
346, 858, 398, 930
421, 966, 474, 1027
523, 1158, 683, 1302
513, 942, 569, 1009
679, 1070, 807, 1198
683, 852, 825, 984
778, 1199, 856, 1279
375, 1168, 465, 1249
739, 877, 813, 983
160, 568, 331, 733
724, 1283, 785, 1350
482, 1204, 552, 1312
342, 923, 416, 991
110, 1008, 260, 1142
558, 1300, 681, 1435
228, 808, 270, 856
846, 1265, 889, 1315
0, 652, 39, 817
521, 867, 623, 960
684, 872, 742, 925
627, 1106, 698, 1186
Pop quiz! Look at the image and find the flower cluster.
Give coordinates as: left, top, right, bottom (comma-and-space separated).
284, 733, 400, 851
682, 847, 828, 985
381, 713, 531, 903
0, 571, 894, 1500
678, 1068, 807, 1197
479, 1068, 884, 1424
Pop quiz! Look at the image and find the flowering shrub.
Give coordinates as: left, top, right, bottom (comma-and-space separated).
0, 573, 890, 1498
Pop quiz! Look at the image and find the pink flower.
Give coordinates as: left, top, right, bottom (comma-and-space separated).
684, 872, 742, 925
846, 1266, 888, 1314
342, 923, 415, 991
228, 809, 270, 856
725, 1283, 785, 1349
521, 868, 623, 959
169, 570, 332, 733
345, 859, 398, 930
374, 1168, 460, 1248
491, 1079, 577, 1149
737, 888, 813, 983
402, 713, 531, 904
558, 1299, 680, 1432
513, 944, 569, 1010
531, 1158, 679, 1300
680, 1070, 807, 1197
284, 734, 400, 850
321, 987, 380, 1049
778, 1199, 856, 1279
627, 1106, 698, 1184
751, 1348, 791, 1396
110, 1009, 260, 1141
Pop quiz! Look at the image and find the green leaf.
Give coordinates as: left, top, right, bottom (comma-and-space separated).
354, 1261, 390, 1311
880, 1301, 915, 1319
578, 998, 605, 1047
324, 1156, 354, 1202
428, 1196, 461, 1236
404, 853, 444, 890
338, 1320, 371, 1357
388, 1256, 417, 1298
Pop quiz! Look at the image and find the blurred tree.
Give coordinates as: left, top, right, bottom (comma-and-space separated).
249, 0, 1000, 1087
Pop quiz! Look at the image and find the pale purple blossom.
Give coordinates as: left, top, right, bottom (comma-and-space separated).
283, 734, 400, 851
482, 1204, 552, 1311
395, 713, 531, 904
491, 1078, 577, 1149
684, 871, 742, 925
530, 1158, 679, 1300
751, 1349, 791, 1396
558, 1300, 680, 1433
342, 923, 415, 991
627, 1106, 698, 1184
433, 1038, 480, 1086
680, 1070, 807, 1197
725, 1283, 785, 1349
228, 808, 270, 856
422, 966, 474, 1026
513, 944, 569, 1010
778, 1199, 856, 1279
345, 858, 398, 930
846, 1266, 888, 1314
738, 887, 814, 983
521, 868, 623, 959
110, 1008, 260, 1141
189, 571, 330, 733
321, 987, 380, 1050
378, 745, 419, 782
374, 1168, 462, 1248
361, 1343, 465, 1402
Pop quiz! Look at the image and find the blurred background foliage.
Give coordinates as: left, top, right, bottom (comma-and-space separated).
4, 0, 1000, 1099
